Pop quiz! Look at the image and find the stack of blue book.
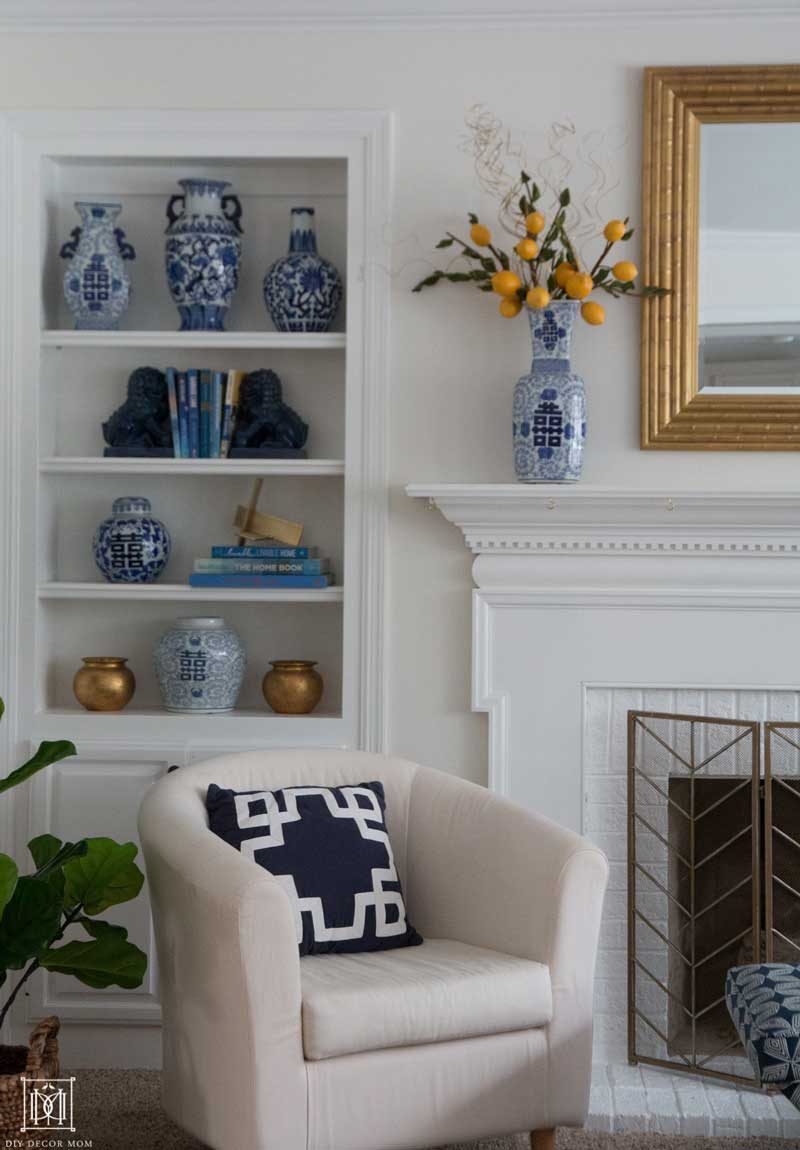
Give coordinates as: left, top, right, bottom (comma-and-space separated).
188, 544, 333, 589
167, 368, 242, 459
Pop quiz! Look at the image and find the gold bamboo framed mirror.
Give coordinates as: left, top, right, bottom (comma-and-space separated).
642, 65, 800, 450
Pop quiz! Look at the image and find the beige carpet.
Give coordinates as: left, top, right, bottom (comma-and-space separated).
61, 1070, 786, 1149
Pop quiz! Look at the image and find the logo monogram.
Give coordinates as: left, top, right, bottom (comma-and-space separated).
21, 1077, 75, 1133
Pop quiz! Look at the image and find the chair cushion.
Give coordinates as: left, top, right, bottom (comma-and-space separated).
727, 963, 800, 1106
300, 937, 553, 1061
206, 780, 422, 956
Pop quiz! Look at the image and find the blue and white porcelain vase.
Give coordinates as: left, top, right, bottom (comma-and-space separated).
60, 202, 135, 330
512, 300, 587, 482
93, 496, 171, 583
263, 207, 343, 332
154, 617, 246, 713
164, 179, 243, 331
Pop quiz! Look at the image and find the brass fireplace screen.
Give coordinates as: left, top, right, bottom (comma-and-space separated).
627, 711, 800, 1086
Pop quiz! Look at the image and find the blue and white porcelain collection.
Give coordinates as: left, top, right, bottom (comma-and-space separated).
154, 617, 246, 713
512, 299, 587, 482
263, 207, 343, 332
165, 178, 244, 332
93, 496, 171, 583
60, 202, 136, 330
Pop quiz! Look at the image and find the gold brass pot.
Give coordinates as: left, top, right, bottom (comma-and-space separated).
73, 657, 136, 712
262, 660, 323, 715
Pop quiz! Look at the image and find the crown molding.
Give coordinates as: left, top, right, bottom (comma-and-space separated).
0, 0, 797, 28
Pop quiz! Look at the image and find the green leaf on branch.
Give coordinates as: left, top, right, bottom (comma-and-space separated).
0, 855, 18, 919
594, 267, 610, 283
478, 284, 494, 292
559, 188, 571, 207
641, 284, 671, 297
63, 838, 144, 916
531, 182, 541, 202
0, 698, 4, 722
40, 922, 147, 990
28, 835, 63, 871
547, 273, 557, 293
520, 169, 530, 183
0, 740, 76, 795
480, 258, 497, 272
29, 837, 87, 899
0, 876, 62, 971
435, 237, 454, 249
468, 212, 478, 225
622, 228, 634, 241
443, 272, 472, 282
412, 271, 445, 292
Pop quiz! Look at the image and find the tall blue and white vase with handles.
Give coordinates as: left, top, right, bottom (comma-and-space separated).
263, 207, 343, 332
513, 299, 587, 482
154, 617, 246, 713
93, 496, 171, 583
165, 178, 243, 331
60, 202, 135, 330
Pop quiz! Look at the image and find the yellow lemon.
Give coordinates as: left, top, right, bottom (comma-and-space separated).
524, 210, 546, 235
470, 222, 492, 247
515, 237, 539, 261
565, 272, 594, 300
491, 269, 522, 297
603, 219, 626, 243
554, 261, 576, 289
612, 260, 638, 283
499, 296, 523, 318
581, 300, 606, 325
526, 286, 550, 310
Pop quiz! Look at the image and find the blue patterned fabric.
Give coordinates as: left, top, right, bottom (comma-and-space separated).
727, 963, 800, 1106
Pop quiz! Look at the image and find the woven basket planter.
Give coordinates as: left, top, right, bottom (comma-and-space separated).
0, 1016, 60, 1141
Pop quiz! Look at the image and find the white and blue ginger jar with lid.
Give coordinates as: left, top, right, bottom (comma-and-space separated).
154, 617, 246, 713
60, 202, 136, 330
512, 299, 587, 482
263, 207, 343, 332
165, 178, 243, 331
93, 496, 171, 583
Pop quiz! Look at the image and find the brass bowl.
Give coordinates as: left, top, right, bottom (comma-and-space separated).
73, 657, 136, 712
262, 660, 323, 715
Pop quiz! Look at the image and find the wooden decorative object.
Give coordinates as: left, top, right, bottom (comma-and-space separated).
234, 477, 304, 546
0, 1016, 60, 1140
641, 65, 800, 450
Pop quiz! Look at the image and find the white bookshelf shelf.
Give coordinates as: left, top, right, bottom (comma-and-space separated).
41, 330, 347, 351
38, 582, 344, 603
33, 706, 346, 743
39, 457, 346, 476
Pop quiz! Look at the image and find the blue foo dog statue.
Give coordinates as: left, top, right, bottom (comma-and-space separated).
103, 367, 172, 457
230, 369, 308, 458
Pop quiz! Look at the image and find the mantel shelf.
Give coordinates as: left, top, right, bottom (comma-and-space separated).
40, 457, 346, 476
39, 582, 344, 603
41, 330, 347, 351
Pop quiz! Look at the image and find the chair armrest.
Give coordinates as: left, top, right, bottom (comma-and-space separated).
138, 776, 306, 1150
405, 767, 608, 1128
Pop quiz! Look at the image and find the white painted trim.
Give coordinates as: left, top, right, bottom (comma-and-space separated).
471, 591, 509, 795
39, 458, 346, 476
38, 582, 345, 602
0, 0, 795, 27
41, 330, 346, 350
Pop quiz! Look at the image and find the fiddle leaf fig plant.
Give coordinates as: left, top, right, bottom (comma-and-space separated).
0, 697, 147, 1029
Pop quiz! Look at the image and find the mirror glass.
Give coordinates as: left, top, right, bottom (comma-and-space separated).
699, 122, 800, 393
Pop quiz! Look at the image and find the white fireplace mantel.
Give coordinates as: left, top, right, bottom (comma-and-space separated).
406, 483, 800, 830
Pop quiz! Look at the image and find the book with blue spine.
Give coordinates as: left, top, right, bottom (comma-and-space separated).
211, 371, 225, 458
176, 372, 190, 458
187, 369, 200, 459
199, 370, 213, 458
211, 545, 317, 559
195, 558, 330, 575
219, 369, 242, 458
189, 573, 331, 589
166, 367, 181, 458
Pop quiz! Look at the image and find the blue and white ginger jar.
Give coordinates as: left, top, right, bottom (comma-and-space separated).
60, 202, 135, 330
93, 496, 171, 583
512, 299, 587, 482
165, 178, 243, 331
263, 207, 343, 332
154, 617, 246, 713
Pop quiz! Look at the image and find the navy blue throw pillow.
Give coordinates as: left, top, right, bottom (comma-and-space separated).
206, 780, 423, 956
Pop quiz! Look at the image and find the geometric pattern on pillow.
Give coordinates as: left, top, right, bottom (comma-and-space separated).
206, 780, 423, 957
726, 963, 800, 1108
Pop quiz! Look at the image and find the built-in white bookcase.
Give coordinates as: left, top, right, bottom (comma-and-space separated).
0, 111, 390, 1061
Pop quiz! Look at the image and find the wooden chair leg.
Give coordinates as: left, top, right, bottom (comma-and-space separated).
530, 1131, 556, 1150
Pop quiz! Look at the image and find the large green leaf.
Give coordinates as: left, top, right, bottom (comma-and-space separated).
39, 923, 147, 990
0, 697, 5, 722
63, 838, 144, 916
0, 876, 62, 971
29, 835, 87, 899
0, 854, 18, 918
28, 834, 63, 870
0, 740, 76, 795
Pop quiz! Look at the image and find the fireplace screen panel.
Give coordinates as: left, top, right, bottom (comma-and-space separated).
628, 711, 760, 1085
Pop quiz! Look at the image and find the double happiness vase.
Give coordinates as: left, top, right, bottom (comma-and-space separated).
93, 496, 171, 583
154, 617, 246, 713
60, 202, 136, 330
512, 299, 587, 482
165, 179, 243, 331
263, 207, 343, 332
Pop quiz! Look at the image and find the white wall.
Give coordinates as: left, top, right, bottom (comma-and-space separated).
0, 15, 798, 790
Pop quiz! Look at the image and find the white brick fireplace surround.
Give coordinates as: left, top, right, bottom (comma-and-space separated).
406, 484, 800, 1139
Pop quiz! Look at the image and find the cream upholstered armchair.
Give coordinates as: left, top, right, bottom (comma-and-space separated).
139, 750, 608, 1150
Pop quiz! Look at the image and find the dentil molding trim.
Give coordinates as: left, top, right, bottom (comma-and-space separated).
406, 484, 800, 558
